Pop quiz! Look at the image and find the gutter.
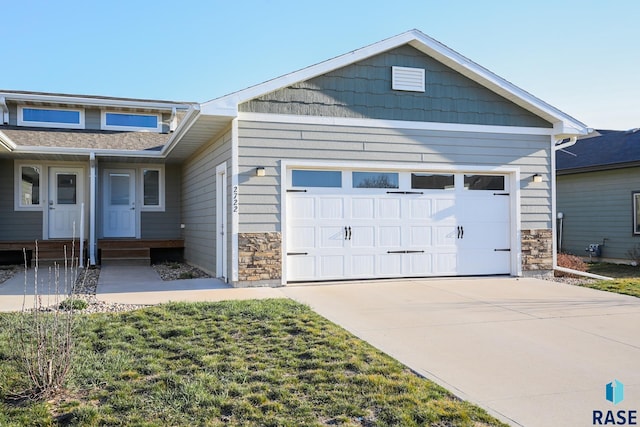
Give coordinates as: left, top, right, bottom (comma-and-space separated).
553, 136, 579, 152
160, 104, 201, 157
554, 266, 614, 281
0, 130, 17, 151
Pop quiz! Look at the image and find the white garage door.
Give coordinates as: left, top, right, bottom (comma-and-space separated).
286, 169, 511, 282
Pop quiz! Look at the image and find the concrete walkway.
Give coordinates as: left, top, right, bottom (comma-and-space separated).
97, 265, 284, 304
280, 278, 640, 427
0, 267, 79, 311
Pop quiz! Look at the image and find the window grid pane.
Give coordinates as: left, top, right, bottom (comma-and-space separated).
106, 113, 158, 128
292, 170, 342, 188
352, 172, 399, 189
21, 166, 40, 205
411, 173, 454, 190
57, 174, 77, 205
464, 175, 505, 191
23, 108, 80, 124
143, 170, 160, 206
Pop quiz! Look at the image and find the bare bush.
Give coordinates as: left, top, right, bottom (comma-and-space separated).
13, 241, 80, 400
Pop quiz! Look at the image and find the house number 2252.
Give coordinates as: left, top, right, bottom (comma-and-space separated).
232, 186, 239, 213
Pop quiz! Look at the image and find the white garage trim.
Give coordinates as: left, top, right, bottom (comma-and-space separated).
280, 159, 521, 284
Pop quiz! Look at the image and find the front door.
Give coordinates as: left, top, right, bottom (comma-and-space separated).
103, 169, 136, 238
49, 167, 84, 239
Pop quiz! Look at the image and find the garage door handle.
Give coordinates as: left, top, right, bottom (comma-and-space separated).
348, 226, 352, 240
387, 250, 425, 254
460, 226, 464, 239
386, 191, 424, 195
287, 252, 308, 256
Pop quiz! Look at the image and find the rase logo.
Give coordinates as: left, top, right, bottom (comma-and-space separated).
593, 380, 637, 425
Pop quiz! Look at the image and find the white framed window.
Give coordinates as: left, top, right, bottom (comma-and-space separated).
102, 111, 162, 132
15, 163, 44, 210
17, 106, 84, 129
139, 166, 165, 211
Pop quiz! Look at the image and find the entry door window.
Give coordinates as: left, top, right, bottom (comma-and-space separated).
57, 174, 77, 204
110, 174, 130, 205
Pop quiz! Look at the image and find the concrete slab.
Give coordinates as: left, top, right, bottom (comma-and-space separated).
281, 277, 640, 427
0, 268, 76, 312
96, 265, 285, 305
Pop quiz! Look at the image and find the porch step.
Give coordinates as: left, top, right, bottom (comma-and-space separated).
100, 248, 151, 266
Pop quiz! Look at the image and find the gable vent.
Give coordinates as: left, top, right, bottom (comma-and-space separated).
392, 66, 425, 92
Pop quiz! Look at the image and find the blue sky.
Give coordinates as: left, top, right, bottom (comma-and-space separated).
2, 0, 638, 130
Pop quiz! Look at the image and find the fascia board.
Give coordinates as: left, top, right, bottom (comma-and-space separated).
0, 130, 17, 151
159, 105, 201, 156
12, 145, 164, 158
0, 92, 193, 111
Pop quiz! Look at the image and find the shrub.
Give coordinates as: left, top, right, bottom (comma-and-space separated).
59, 298, 88, 311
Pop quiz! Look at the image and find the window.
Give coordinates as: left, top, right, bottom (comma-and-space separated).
17, 106, 84, 129
634, 192, 640, 235
464, 175, 505, 191
411, 173, 454, 190
143, 169, 160, 206
353, 172, 399, 189
18, 165, 41, 207
292, 170, 342, 188
140, 167, 164, 211
56, 174, 77, 204
102, 111, 161, 131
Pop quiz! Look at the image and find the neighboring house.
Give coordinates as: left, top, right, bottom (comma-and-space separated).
0, 29, 590, 286
556, 129, 640, 263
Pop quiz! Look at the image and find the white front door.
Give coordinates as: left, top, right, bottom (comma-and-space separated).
103, 169, 136, 238
49, 167, 84, 239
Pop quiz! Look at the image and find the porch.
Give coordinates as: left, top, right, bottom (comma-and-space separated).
0, 240, 86, 266
98, 239, 185, 266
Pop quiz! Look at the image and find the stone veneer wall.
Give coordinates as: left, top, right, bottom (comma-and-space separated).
238, 232, 282, 285
521, 229, 553, 275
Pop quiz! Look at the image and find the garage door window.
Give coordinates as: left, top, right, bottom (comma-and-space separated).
464, 175, 505, 191
292, 170, 342, 187
352, 172, 399, 189
411, 173, 454, 190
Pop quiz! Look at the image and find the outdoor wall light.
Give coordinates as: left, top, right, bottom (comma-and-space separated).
532, 174, 543, 183
256, 167, 266, 177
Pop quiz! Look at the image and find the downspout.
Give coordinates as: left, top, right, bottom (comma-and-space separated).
0, 96, 9, 124
89, 152, 97, 266
551, 136, 578, 269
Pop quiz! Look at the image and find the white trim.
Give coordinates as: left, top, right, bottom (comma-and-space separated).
203, 29, 589, 135
238, 112, 556, 136
139, 165, 165, 211
14, 162, 44, 211
231, 119, 240, 282
89, 153, 97, 266
280, 159, 521, 283
101, 111, 162, 132
216, 162, 228, 280
17, 105, 85, 129
0, 91, 192, 111
0, 130, 17, 151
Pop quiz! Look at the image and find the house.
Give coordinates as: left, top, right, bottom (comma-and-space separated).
0, 29, 590, 286
556, 129, 640, 263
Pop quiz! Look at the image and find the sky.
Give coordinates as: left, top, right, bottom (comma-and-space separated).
1, 0, 639, 130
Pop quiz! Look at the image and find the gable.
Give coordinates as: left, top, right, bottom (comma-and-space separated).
239, 45, 552, 128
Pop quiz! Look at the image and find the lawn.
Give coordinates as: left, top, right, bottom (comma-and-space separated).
0, 299, 506, 426
582, 263, 640, 298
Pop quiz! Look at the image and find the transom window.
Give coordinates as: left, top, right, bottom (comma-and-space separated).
102, 112, 161, 132
292, 170, 342, 188
17, 106, 84, 129
464, 175, 505, 191
411, 173, 454, 190
352, 172, 399, 189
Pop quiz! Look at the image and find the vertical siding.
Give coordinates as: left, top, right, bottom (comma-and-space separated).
181, 128, 232, 274
141, 165, 182, 238
238, 120, 551, 232
557, 168, 640, 260
0, 159, 43, 241
240, 45, 551, 128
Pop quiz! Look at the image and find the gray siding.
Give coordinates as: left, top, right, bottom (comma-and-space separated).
141, 165, 182, 239
181, 128, 232, 275
240, 45, 551, 129
557, 168, 640, 260
85, 109, 101, 130
238, 120, 551, 232
8, 103, 17, 126
0, 159, 43, 241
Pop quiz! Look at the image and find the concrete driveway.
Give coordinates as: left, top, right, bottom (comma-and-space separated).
280, 277, 640, 427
